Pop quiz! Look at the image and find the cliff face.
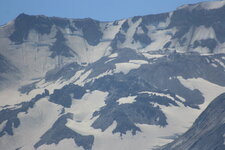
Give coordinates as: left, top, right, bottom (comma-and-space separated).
1, 1, 225, 80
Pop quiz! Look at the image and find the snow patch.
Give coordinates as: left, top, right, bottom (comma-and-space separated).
86, 70, 113, 83
177, 76, 225, 110
117, 96, 136, 105
0, 88, 31, 106
114, 59, 148, 74
65, 91, 108, 135
0, 83, 46, 106
211, 63, 218, 67
175, 95, 186, 103
114, 63, 141, 74
74, 69, 92, 86
108, 53, 118, 58
92, 102, 201, 150
0, 99, 61, 150
200, 0, 225, 10
104, 58, 115, 64
0, 120, 7, 132
38, 139, 83, 150
178, 1, 225, 11
142, 52, 165, 59
215, 59, 225, 68
139, 26, 177, 52
191, 26, 216, 41
128, 59, 148, 64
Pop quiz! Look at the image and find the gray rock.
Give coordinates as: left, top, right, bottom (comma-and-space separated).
50, 30, 75, 58
0, 89, 49, 137
121, 20, 129, 33
193, 39, 217, 52
160, 93, 225, 150
49, 84, 86, 108
34, 113, 94, 150
74, 18, 102, 46
45, 62, 82, 82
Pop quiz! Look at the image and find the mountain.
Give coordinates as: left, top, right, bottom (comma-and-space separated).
1, 0, 225, 80
0, 0, 225, 150
159, 93, 225, 150
0, 54, 20, 90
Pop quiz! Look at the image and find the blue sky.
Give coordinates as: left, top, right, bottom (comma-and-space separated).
0, 0, 210, 25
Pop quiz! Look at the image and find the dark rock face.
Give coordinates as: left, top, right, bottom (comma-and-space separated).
45, 62, 82, 82
84, 48, 146, 80
92, 100, 168, 136
141, 13, 169, 26
34, 113, 94, 150
116, 32, 126, 43
50, 30, 74, 58
0, 117, 20, 136
9, 14, 53, 44
130, 52, 225, 107
87, 74, 156, 100
135, 93, 178, 107
9, 5, 225, 55
13, 47, 224, 138
133, 32, 151, 47
140, 24, 149, 33
39, 47, 225, 137
86, 68, 182, 136
9, 14, 103, 47
160, 93, 225, 150
84, 49, 225, 109
121, 20, 129, 33
87, 74, 176, 135
110, 32, 126, 49
111, 13, 169, 50
49, 84, 86, 108
0, 89, 49, 137
18, 81, 37, 94
50, 17, 71, 29
0, 54, 20, 88
15, 147, 22, 150
169, 5, 225, 46
163, 41, 172, 49
112, 20, 119, 26
74, 18, 103, 46
131, 16, 140, 23
193, 38, 217, 52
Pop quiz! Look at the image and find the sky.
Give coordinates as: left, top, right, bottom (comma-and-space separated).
0, 0, 212, 25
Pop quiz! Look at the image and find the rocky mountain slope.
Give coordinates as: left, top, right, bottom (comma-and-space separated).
160, 93, 225, 150
0, 0, 225, 150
